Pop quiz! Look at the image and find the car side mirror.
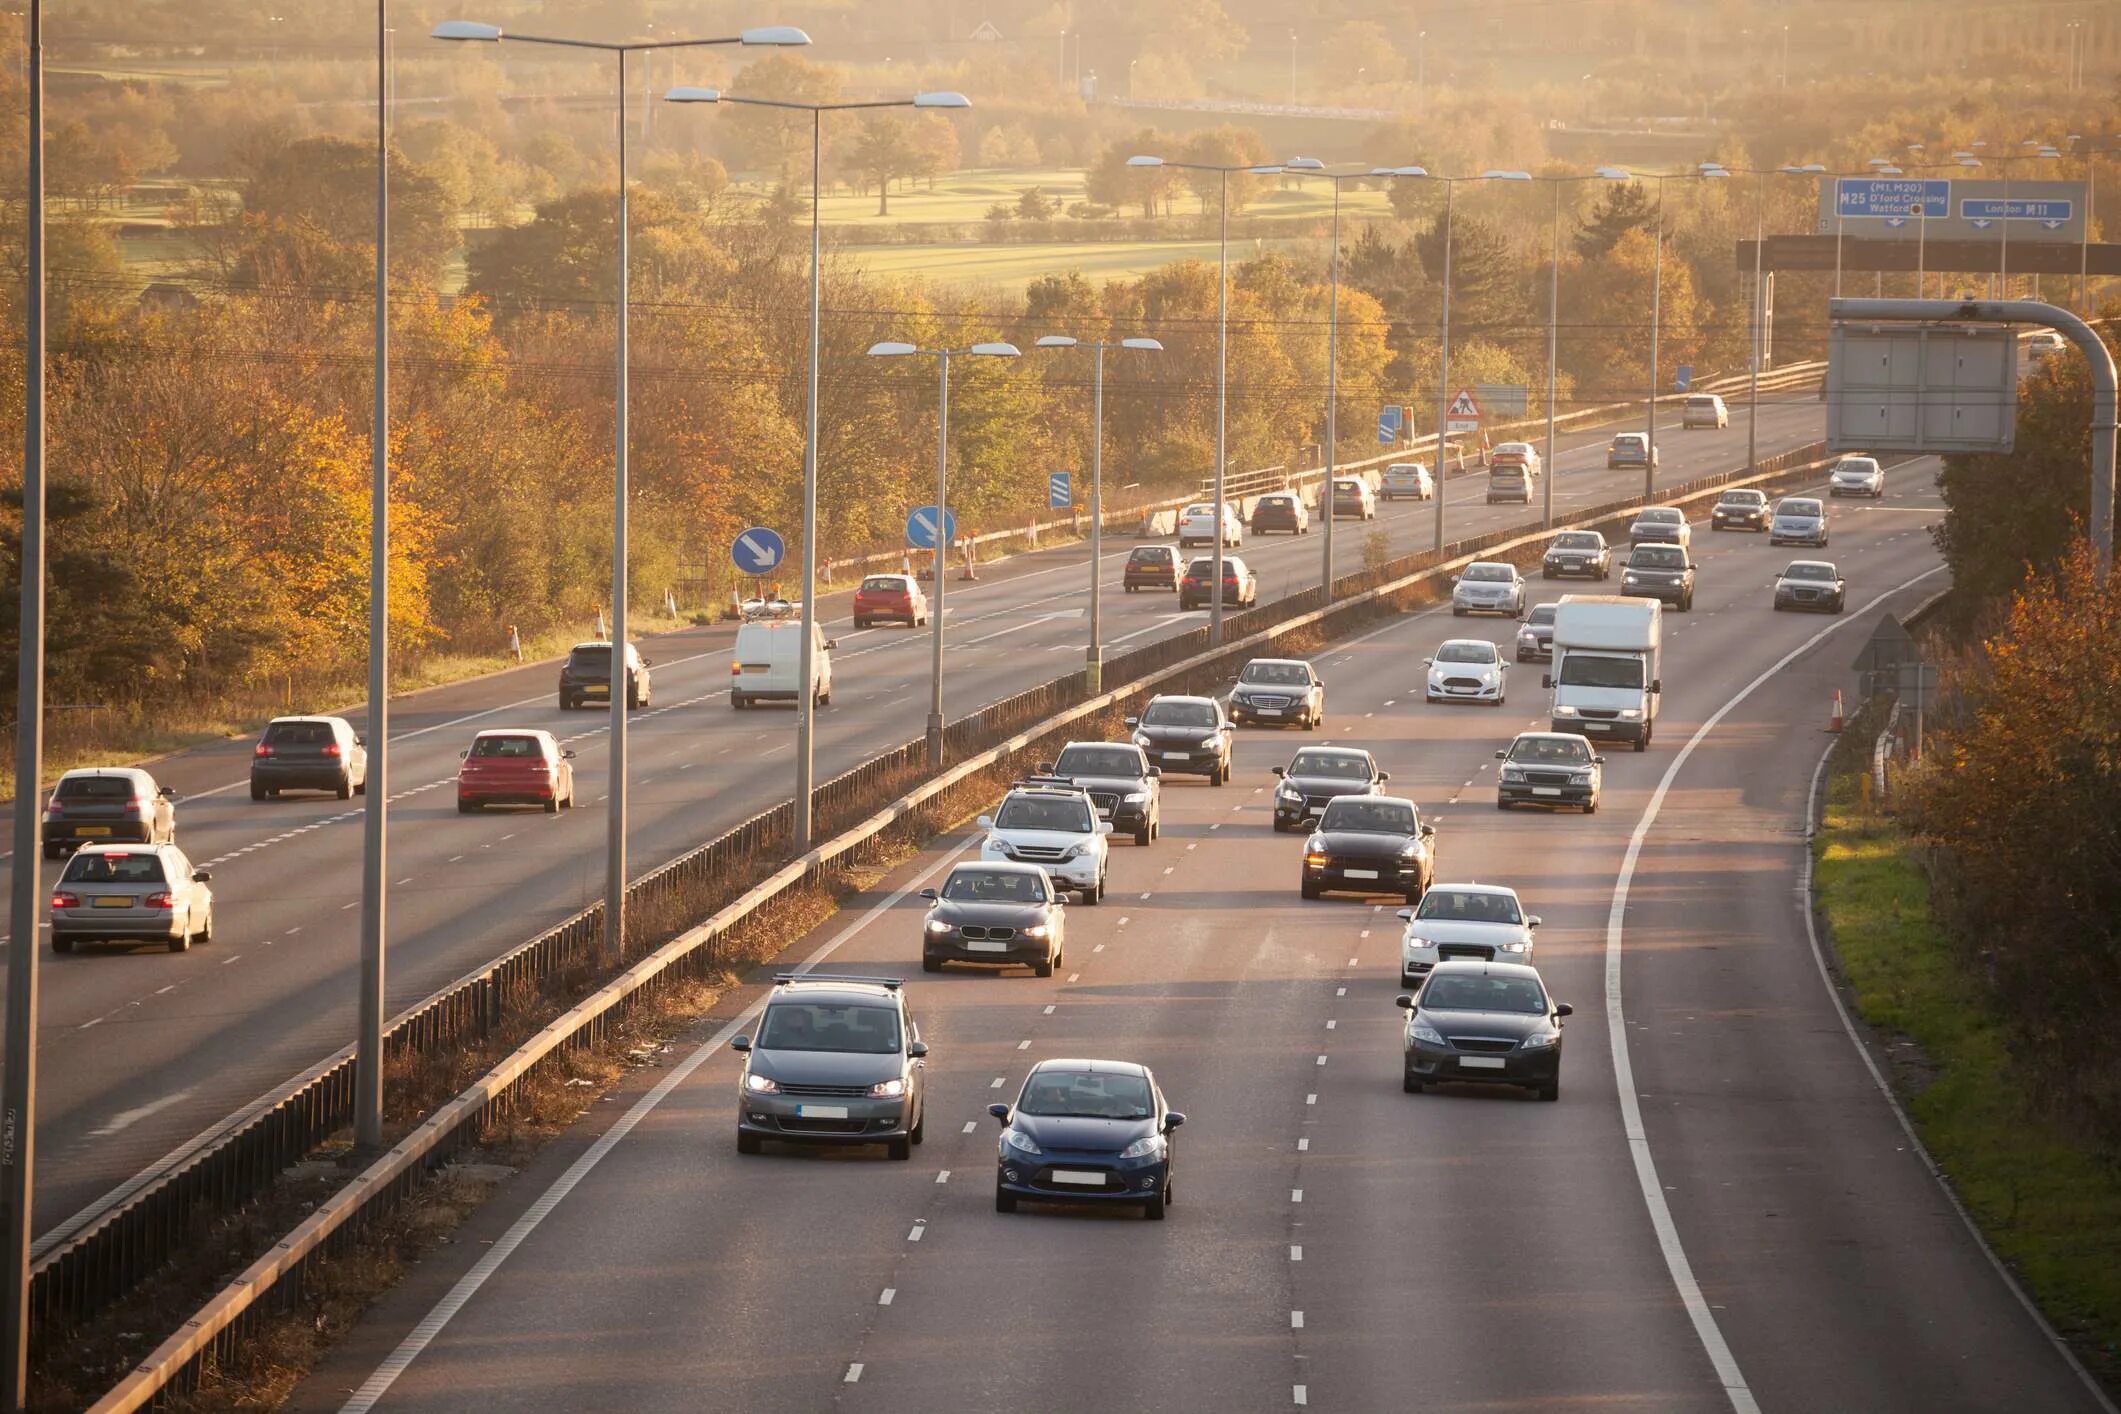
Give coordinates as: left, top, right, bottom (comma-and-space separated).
1555, 1002, 1574, 1018
1271, 765, 1285, 778
1396, 907, 1415, 921
1591, 755, 1605, 765
1447, 576, 1459, 585
1395, 993, 1415, 1009
1650, 679, 1662, 694
1097, 823, 1115, 836
1163, 1112, 1186, 1132
1123, 716, 1139, 730
908, 1040, 929, 1059
642, 657, 653, 667
563, 749, 578, 760
1377, 771, 1391, 782
354, 735, 366, 746
192, 868, 212, 882
987, 1103, 1011, 1124
1542, 674, 1553, 689
918, 888, 938, 900
459, 750, 469, 759
1527, 915, 1542, 928
731, 1036, 752, 1053
1420, 823, 1435, 837
159, 787, 176, 799
824, 638, 838, 650
1146, 766, 1162, 778
1494, 749, 1507, 760
977, 815, 994, 830
1422, 658, 1433, 667
1036, 762, 1054, 775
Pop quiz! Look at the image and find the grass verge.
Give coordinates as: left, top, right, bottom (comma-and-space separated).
1814, 760, 2121, 1392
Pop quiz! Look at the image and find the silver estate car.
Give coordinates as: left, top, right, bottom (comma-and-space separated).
49, 843, 214, 954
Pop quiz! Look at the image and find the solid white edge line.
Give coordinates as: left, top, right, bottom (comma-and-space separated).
1799, 743, 2120, 1414
335, 835, 978, 1414
1607, 562, 1943, 1414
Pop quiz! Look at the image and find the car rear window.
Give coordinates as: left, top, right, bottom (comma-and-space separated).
264, 721, 334, 747
61, 852, 169, 885
860, 577, 909, 593
1128, 547, 1172, 565
1687, 396, 1717, 409
470, 735, 547, 759
56, 775, 134, 799
567, 647, 611, 671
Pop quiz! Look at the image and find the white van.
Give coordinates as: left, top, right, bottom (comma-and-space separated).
731, 620, 834, 709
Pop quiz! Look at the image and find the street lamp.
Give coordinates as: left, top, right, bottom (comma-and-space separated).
433, 19, 810, 968
1034, 335, 1163, 693
356, 0, 391, 1159
1125, 152, 1283, 644
868, 339, 1021, 764
1518, 166, 1631, 528
1625, 163, 1729, 499
664, 83, 967, 849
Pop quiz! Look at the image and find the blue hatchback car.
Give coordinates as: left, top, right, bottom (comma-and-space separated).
991, 1058, 1185, 1220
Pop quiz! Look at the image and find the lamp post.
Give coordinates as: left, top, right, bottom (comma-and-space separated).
1125, 153, 1284, 644
1973, 143, 2062, 295
434, 19, 809, 963
1627, 164, 1728, 499
868, 340, 1022, 763
664, 84, 966, 849
1035, 336, 1162, 693
1522, 166, 1631, 528
1723, 163, 1824, 474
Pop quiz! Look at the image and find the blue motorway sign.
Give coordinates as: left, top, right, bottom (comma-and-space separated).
1377, 406, 1403, 444
906, 505, 957, 549
1835, 178, 1950, 220
1960, 197, 2075, 229
1048, 472, 1072, 509
730, 526, 785, 575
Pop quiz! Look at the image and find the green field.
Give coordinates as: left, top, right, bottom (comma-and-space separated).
807, 166, 1403, 228
846, 235, 1316, 291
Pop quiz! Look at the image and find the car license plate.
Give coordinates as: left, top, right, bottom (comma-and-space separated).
584, 686, 608, 695
1162, 752, 1189, 762
1257, 707, 1281, 716
92, 896, 133, 908
966, 940, 1008, 953
77, 826, 111, 837
1459, 1056, 1506, 1070
1096, 808, 1113, 819
796, 1104, 849, 1119
1344, 868, 1379, 880
1532, 787, 1562, 797
1050, 1170, 1105, 1186
1582, 723, 1608, 732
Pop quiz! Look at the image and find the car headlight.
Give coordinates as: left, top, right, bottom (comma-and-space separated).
1117, 1134, 1166, 1160
1403, 934, 1435, 954
1409, 1020, 1446, 1046
1618, 708, 1642, 720
1133, 733, 1152, 748
1061, 842, 1087, 860
1003, 1128, 1043, 1156
1500, 767, 1525, 782
744, 1072, 780, 1095
868, 1077, 907, 1098
983, 838, 1010, 855
1122, 791, 1149, 803
924, 919, 955, 937
1553, 705, 1579, 717
1520, 1030, 1560, 1050
1277, 785, 1301, 802
1197, 735, 1222, 749
1499, 940, 1530, 953
1518, 630, 1536, 642
1572, 770, 1596, 783
1020, 924, 1051, 940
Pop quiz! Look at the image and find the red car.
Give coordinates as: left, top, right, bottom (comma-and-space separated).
457, 729, 576, 814
852, 573, 930, 628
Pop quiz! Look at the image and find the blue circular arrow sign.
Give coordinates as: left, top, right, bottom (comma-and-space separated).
731, 527, 786, 575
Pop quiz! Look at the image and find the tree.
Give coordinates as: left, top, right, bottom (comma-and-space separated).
1017, 187, 1055, 221
467, 187, 725, 311
1413, 211, 1522, 338
1574, 182, 1656, 259
846, 114, 921, 216
1177, 126, 1272, 215
245, 136, 459, 284
1086, 130, 1179, 218
718, 55, 842, 182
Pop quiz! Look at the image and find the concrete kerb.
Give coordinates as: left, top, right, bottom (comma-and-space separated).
89, 440, 1848, 1410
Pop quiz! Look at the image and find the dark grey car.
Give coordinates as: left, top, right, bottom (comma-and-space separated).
920, 863, 1065, 975
251, 716, 367, 800
42, 769, 177, 858
1127, 696, 1232, 784
733, 976, 927, 1161
1620, 543, 1695, 611
1271, 747, 1388, 831
1040, 742, 1161, 845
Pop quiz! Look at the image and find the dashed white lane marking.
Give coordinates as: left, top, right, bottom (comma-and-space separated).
906, 1223, 925, 1242
989, 1077, 1006, 1089
1042, 1004, 1056, 1015
961, 1121, 977, 1134
154, 985, 176, 995
935, 1170, 951, 1184
77, 1017, 102, 1030
1291, 1311, 1305, 1329
220, 955, 240, 966
845, 1363, 864, 1383
1162, 867, 1174, 876
1291, 1188, 1304, 1203
1335, 986, 1346, 997
1138, 892, 1152, 901
284, 926, 301, 936
1092, 943, 1105, 953
1324, 1020, 1336, 1030
1358, 929, 1370, 938
879, 1289, 895, 1306
1117, 916, 1130, 927
1290, 1244, 1303, 1261
395, 877, 412, 886
341, 901, 357, 910
1297, 1137, 1309, 1152
1017, 1040, 1032, 1050
1067, 973, 1080, 983
1294, 1386, 1308, 1407
1306, 1093, 1317, 1105
1315, 1054, 1328, 1066
1347, 956, 1358, 966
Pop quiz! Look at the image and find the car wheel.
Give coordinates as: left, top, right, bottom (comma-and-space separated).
854, 617, 868, 629
42, 843, 61, 860
1585, 798, 1599, 815
1452, 606, 1465, 617
995, 1185, 1018, 1214
249, 782, 266, 802
1271, 817, 1289, 834
1773, 601, 1785, 612
544, 795, 561, 815
1035, 953, 1054, 978
1537, 1079, 1560, 1102
198, 910, 213, 946
457, 800, 474, 813
1143, 1186, 1168, 1220
1300, 878, 1321, 900
336, 775, 353, 801
1834, 597, 1846, 615
921, 956, 942, 973
1496, 798, 1511, 811
167, 931, 190, 954
888, 1136, 912, 1162
731, 694, 746, 710
736, 1130, 763, 1155
1134, 822, 1152, 846
50, 937, 72, 955
1403, 1071, 1425, 1094
910, 1106, 926, 1145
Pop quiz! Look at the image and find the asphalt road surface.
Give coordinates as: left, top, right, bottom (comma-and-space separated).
8, 394, 1832, 1237
295, 458, 2109, 1414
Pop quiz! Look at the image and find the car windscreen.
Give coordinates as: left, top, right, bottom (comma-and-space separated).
860, 577, 908, 593
1835, 460, 1878, 473
1416, 889, 1523, 924
1640, 509, 1681, 523
60, 852, 169, 885
1508, 736, 1590, 764
1783, 564, 1836, 582
1632, 547, 1684, 568
1241, 662, 1311, 686
995, 795, 1094, 833
1552, 532, 1600, 549
757, 1002, 902, 1054
470, 735, 545, 759
1421, 974, 1546, 1014
1556, 655, 1644, 689
1778, 500, 1823, 517
1289, 752, 1370, 780
1142, 701, 1218, 729
264, 721, 335, 747
1016, 1070, 1154, 1119
942, 868, 1047, 903
1319, 798, 1415, 834
1436, 642, 1496, 663
1526, 606, 1557, 626
1054, 746, 1142, 778
1719, 491, 1765, 506
1462, 565, 1512, 582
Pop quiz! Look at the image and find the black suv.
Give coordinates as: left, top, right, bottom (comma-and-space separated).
559, 640, 651, 710
251, 715, 367, 800
732, 975, 927, 1160
1039, 743, 1161, 845
1123, 545, 1180, 593
1126, 695, 1232, 784
920, 862, 1066, 975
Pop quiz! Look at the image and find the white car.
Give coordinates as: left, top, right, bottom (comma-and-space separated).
1450, 562, 1526, 617
1682, 394, 1729, 429
1382, 462, 1434, 501
1397, 882, 1540, 988
1425, 638, 1508, 705
1178, 501, 1243, 548
1330, 477, 1378, 520
2026, 330, 2066, 364
1828, 457, 1885, 498
977, 782, 1113, 903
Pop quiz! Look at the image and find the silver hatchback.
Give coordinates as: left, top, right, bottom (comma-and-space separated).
49, 843, 214, 954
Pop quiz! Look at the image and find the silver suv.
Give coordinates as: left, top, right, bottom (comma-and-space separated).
733, 975, 928, 1161
978, 783, 1113, 903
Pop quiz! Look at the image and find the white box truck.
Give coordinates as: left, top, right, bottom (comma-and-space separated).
1544, 596, 1662, 751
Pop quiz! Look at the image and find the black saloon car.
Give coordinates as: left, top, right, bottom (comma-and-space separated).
920, 863, 1064, 976
1272, 747, 1388, 832
1123, 544, 1180, 593
732, 975, 927, 1160
1229, 657, 1325, 728
1772, 560, 1847, 613
991, 1058, 1184, 1219
1710, 487, 1770, 532
1301, 795, 1435, 903
559, 640, 652, 710
1619, 544, 1695, 611
1127, 696, 1232, 784
1398, 961, 1571, 1101
1039, 742, 1161, 845
1540, 530, 1611, 580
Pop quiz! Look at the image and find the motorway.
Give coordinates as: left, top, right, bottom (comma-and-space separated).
9, 394, 1835, 1237
293, 456, 2109, 1414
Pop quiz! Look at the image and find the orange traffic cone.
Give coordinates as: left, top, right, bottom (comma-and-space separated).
1829, 689, 1845, 733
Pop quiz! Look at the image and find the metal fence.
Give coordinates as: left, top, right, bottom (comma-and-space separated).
53, 437, 1838, 1397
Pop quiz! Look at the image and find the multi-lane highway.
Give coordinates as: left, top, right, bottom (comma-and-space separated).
293, 456, 2108, 1414
9, 395, 1835, 1237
